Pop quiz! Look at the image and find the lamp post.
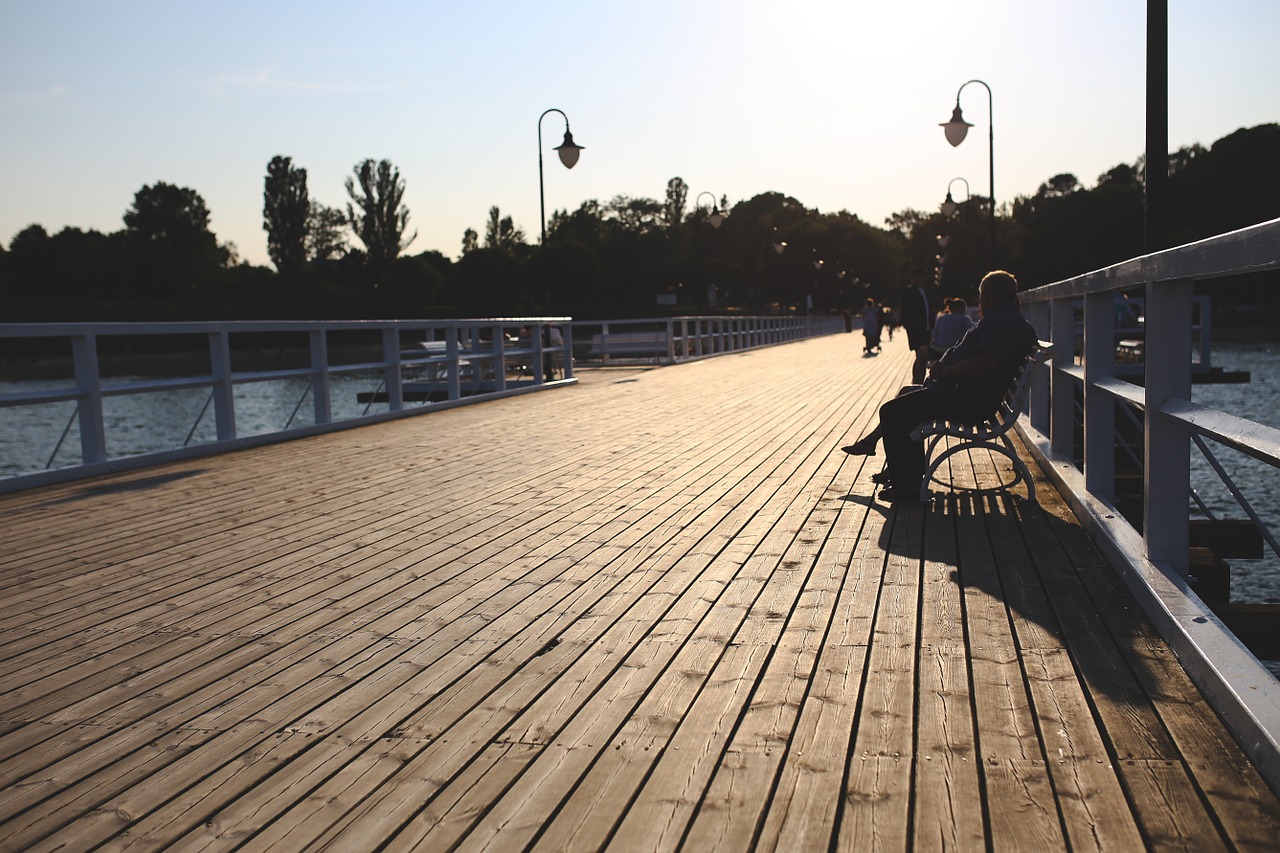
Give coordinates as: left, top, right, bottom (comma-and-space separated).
538, 108, 584, 245
696, 192, 726, 229
940, 177, 970, 219
941, 80, 994, 264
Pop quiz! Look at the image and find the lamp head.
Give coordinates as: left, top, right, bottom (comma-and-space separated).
940, 191, 959, 218
708, 208, 724, 229
941, 104, 972, 147
555, 129, 583, 168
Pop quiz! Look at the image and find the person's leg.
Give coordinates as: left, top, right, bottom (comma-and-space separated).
878, 387, 945, 498
841, 384, 923, 456
911, 344, 929, 384
842, 426, 881, 455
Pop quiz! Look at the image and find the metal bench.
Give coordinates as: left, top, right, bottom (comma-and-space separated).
587, 331, 672, 362
911, 340, 1054, 501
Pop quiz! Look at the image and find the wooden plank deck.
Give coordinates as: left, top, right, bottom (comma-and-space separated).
1, 331, 1278, 852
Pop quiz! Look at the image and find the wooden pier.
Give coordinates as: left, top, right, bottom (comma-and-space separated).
1, 332, 1277, 851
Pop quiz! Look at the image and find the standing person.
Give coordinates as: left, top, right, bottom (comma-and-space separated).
861, 298, 881, 354
899, 268, 932, 384
840, 270, 1037, 502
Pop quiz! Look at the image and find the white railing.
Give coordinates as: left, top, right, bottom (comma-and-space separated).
1017, 217, 1280, 791
0, 318, 574, 494
569, 314, 846, 364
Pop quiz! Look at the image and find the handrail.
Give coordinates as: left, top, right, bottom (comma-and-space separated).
0, 318, 575, 494
569, 314, 845, 364
1016, 216, 1280, 792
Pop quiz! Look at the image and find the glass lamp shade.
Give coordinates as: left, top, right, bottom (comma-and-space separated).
708, 208, 724, 229
937, 235, 950, 248
941, 105, 972, 147
773, 241, 787, 254
940, 192, 959, 218
555, 130, 583, 168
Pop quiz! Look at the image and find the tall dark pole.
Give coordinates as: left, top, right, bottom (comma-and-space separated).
1146, 0, 1169, 251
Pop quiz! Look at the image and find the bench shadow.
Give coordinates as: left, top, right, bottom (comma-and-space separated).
872, 487, 1168, 707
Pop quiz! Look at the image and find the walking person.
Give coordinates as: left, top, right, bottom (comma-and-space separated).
861, 297, 881, 354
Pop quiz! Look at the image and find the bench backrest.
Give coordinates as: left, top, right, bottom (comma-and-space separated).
992, 339, 1054, 430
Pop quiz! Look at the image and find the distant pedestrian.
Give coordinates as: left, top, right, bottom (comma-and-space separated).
899, 268, 933, 384
862, 298, 881, 354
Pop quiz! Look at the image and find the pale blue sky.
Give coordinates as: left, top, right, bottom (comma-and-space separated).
2, 0, 1276, 268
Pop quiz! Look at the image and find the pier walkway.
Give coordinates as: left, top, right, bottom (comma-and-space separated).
1, 332, 1278, 851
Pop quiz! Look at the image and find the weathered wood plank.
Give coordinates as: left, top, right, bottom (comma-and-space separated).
0, 335, 1277, 853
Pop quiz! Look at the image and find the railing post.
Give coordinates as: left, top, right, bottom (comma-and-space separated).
382, 327, 403, 411
532, 322, 546, 384
1195, 295, 1212, 370
309, 329, 332, 425
492, 324, 507, 392
1025, 300, 1051, 434
667, 318, 676, 363
561, 323, 575, 380
1083, 291, 1116, 501
1144, 277, 1193, 574
1050, 297, 1075, 459
208, 330, 236, 441
71, 332, 107, 464
446, 326, 461, 400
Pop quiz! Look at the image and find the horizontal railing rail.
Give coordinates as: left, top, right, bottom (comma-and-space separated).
1017, 216, 1280, 792
569, 314, 845, 364
0, 318, 574, 493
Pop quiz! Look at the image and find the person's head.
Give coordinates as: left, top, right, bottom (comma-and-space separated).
977, 270, 1019, 312
950, 297, 967, 314
865, 297, 875, 307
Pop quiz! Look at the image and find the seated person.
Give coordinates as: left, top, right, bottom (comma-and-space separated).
928, 297, 975, 360
840, 270, 1037, 502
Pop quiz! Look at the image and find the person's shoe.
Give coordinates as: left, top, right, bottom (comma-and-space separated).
841, 436, 877, 456
870, 470, 893, 485
877, 485, 922, 503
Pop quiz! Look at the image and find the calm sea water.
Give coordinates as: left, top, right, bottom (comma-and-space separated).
3, 345, 1278, 605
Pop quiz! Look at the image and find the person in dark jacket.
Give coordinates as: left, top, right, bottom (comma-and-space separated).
899, 268, 933, 384
841, 270, 1037, 502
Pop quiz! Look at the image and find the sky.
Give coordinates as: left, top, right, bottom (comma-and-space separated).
1, 0, 1277, 269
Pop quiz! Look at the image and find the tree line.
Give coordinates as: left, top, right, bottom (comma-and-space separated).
1, 124, 1276, 323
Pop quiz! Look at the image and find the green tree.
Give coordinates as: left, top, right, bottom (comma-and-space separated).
306, 202, 348, 263
345, 158, 416, 279
483, 206, 525, 251
461, 227, 479, 256
263, 155, 310, 277
123, 181, 228, 297
663, 177, 688, 228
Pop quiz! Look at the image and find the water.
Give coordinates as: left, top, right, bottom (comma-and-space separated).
1189, 343, 1280, 607
0, 371, 417, 477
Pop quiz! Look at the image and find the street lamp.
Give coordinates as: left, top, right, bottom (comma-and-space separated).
538, 108, 584, 245
696, 192, 726, 228
941, 80, 994, 263
940, 177, 970, 218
